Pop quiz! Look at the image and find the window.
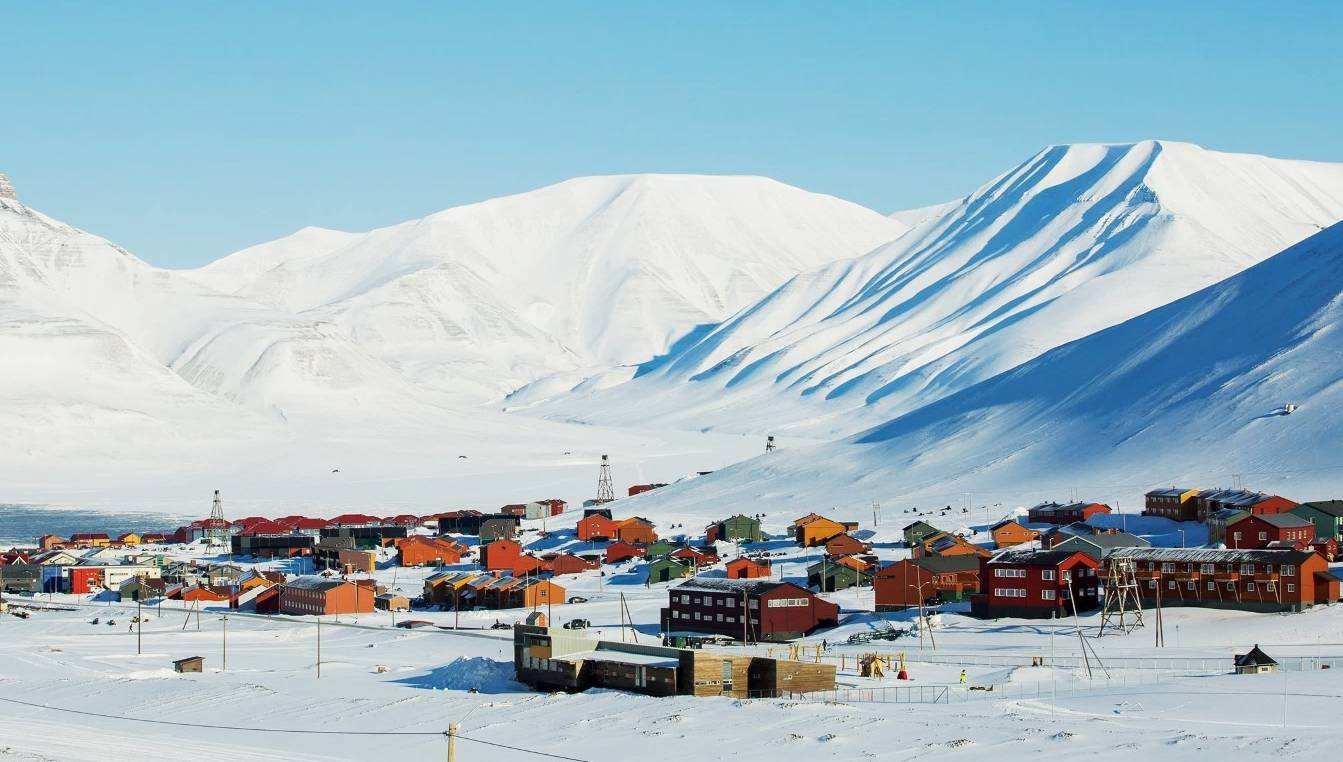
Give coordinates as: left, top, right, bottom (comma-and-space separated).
1266, 582, 1276, 592
1233, 532, 1241, 542
1200, 564, 1215, 574
716, 614, 724, 622
1041, 570, 1056, 581
1206, 581, 1215, 591
725, 615, 735, 623
1226, 582, 1235, 591
1148, 580, 1156, 589
1246, 582, 1257, 592
1161, 563, 1176, 572
1041, 590, 1056, 600
1287, 584, 1296, 593
1258, 532, 1268, 541
1240, 564, 1255, 574
1283, 565, 1296, 576
1264, 564, 1274, 573
1167, 581, 1176, 590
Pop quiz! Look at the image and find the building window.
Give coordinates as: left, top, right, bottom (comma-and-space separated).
1041, 570, 1055, 581
1233, 532, 1241, 542
1161, 563, 1176, 572
1259, 532, 1268, 541
1200, 564, 1215, 574
1287, 584, 1296, 593
1186, 582, 1195, 591
1283, 565, 1296, 576
1240, 564, 1255, 574
1167, 581, 1176, 590
1041, 589, 1056, 600
1206, 581, 1215, 591
716, 614, 724, 622
1266, 582, 1276, 592
1226, 582, 1235, 591
1246, 583, 1257, 592
1148, 580, 1156, 589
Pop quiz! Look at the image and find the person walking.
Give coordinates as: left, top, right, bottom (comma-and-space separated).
959, 669, 968, 685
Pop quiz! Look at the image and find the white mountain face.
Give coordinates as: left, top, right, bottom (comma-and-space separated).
521, 141, 1343, 438
0, 175, 902, 503
620, 221, 1343, 520
186, 174, 907, 403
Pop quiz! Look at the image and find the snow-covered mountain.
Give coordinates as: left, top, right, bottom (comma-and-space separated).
618, 220, 1343, 520
0, 174, 900, 501
187, 174, 907, 402
522, 141, 1343, 437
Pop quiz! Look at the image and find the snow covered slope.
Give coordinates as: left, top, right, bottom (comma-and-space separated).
618, 221, 1343, 521
524, 141, 1343, 437
188, 174, 907, 401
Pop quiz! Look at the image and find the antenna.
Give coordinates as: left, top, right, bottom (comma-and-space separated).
596, 454, 615, 503
765, 435, 776, 454
207, 489, 228, 547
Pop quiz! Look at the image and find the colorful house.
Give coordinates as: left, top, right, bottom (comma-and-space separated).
794, 515, 851, 547
646, 557, 692, 584
1026, 502, 1112, 525
705, 515, 764, 544
1291, 501, 1343, 543
576, 514, 621, 542
970, 549, 1101, 619
1226, 513, 1315, 550
902, 521, 942, 547
604, 541, 646, 564
615, 517, 658, 545
724, 557, 771, 579
1143, 487, 1201, 521
989, 519, 1039, 549
481, 539, 524, 571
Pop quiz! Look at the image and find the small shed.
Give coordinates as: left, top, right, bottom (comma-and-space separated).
1233, 645, 1278, 674
173, 656, 204, 673
375, 592, 410, 612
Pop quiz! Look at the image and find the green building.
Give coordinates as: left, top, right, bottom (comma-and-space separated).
645, 557, 691, 584
805, 560, 872, 592
1291, 500, 1343, 542
902, 520, 942, 547
708, 514, 764, 543
644, 539, 675, 560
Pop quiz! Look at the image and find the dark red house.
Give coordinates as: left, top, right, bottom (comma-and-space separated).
661, 578, 839, 642
970, 548, 1101, 618
604, 541, 646, 564
1226, 513, 1315, 549
1026, 502, 1112, 525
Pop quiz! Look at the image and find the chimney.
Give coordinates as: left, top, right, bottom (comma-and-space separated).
0, 172, 16, 201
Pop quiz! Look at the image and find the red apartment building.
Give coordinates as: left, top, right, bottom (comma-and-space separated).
970, 549, 1101, 618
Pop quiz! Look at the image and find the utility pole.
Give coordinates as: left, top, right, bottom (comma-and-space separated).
136, 598, 142, 655
872, 500, 880, 528
316, 616, 322, 678
446, 724, 458, 762
222, 614, 228, 671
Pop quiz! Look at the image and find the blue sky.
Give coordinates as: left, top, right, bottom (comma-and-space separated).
5, 2, 1342, 267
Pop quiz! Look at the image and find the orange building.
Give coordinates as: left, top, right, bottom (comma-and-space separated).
278, 576, 376, 616
615, 517, 658, 545
576, 514, 621, 541
604, 541, 646, 564
397, 536, 466, 567
824, 533, 871, 557
794, 516, 850, 547
990, 519, 1039, 549
724, 557, 771, 579
913, 532, 991, 559
481, 538, 523, 571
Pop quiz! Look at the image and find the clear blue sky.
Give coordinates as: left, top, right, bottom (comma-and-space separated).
5, 2, 1342, 268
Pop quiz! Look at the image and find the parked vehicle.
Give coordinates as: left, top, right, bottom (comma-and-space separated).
563, 618, 590, 630
566, 596, 589, 604
396, 620, 434, 629
489, 620, 512, 630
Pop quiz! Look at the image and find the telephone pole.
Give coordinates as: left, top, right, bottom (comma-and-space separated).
222, 615, 228, 671
136, 598, 142, 655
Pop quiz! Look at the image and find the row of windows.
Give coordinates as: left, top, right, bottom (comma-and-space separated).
994, 567, 1096, 580
669, 610, 754, 624
993, 587, 1098, 600
674, 594, 759, 609
1151, 562, 1297, 576
1149, 580, 1294, 593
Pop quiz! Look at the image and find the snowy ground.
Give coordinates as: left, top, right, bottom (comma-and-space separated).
5, 521, 1343, 761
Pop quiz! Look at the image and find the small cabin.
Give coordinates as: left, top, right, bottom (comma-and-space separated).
1234, 645, 1278, 674
173, 656, 204, 673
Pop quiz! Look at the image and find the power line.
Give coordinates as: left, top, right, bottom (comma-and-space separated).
0, 696, 591, 761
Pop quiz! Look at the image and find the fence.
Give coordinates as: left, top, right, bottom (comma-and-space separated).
783, 671, 1173, 705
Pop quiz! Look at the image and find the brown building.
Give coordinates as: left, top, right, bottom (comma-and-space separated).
396, 536, 466, 567
823, 533, 872, 557
1107, 547, 1337, 612
724, 557, 771, 579
1143, 487, 1201, 521
1196, 489, 1298, 522
514, 625, 834, 698
662, 578, 839, 642
875, 555, 980, 610
793, 515, 855, 547
912, 531, 990, 559
1026, 502, 1112, 525
278, 576, 376, 616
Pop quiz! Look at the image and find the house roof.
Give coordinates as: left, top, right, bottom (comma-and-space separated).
988, 548, 1090, 567
1146, 487, 1197, 497
1297, 500, 1343, 518
1057, 532, 1150, 551
1234, 645, 1277, 667
1109, 547, 1315, 564
1209, 508, 1250, 522
911, 555, 981, 574
672, 578, 805, 596
283, 575, 348, 592
903, 520, 938, 532
1255, 513, 1313, 529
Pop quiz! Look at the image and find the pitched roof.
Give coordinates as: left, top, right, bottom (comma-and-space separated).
1234, 645, 1277, 667
1256, 513, 1313, 529
1146, 487, 1197, 497
988, 548, 1090, 566
911, 555, 981, 574
1296, 500, 1343, 518
672, 577, 804, 595
283, 575, 349, 592
1109, 547, 1315, 564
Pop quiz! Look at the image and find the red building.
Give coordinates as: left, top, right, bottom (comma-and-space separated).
970, 549, 1101, 618
67, 566, 104, 594
396, 536, 466, 566
1226, 513, 1315, 550
823, 533, 871, 558
1026, 502, 1111, 525
661, 579, 839, 642
604, 541, 646, 564
628, 483, 668, 497
1196, 489, 1298, 522
1109, 547, 1336, 612
278, 576, 376, 616
480, 539, 523, 571
724, 557, 771, 579
670, 546, 719, 568
874, 556, 980, 610
545, 553, 598, 575
615, 517, 658, 545
576, 514, 620, 542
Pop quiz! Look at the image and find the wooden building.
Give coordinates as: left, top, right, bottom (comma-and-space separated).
823, 532, 872, 558
724, 557, 771, 579
1026, 501, 1112, 525
912, 531, 990, 559
662, 578, 839, 642
1196, 489, 1297, 523
1225, 513, 1315, 550
615, 517, 658, 545
396, 536, 466, 567
705, 515, 764, 544
576, 514, 620, 542
1106, 547, 1337, 612
375, 592, 410, 611
970, 549, 1101, 619
604, 541, 646, 564
513, 625, 835, 698
875, 555, 980, 610
545, 553, 598, 576
806, 557, 872, 591
1292, 500, 1343, 544
278, 576, 376, 616
1234, 645, 1278, 674
1143, 487, 1201, 521
645, 557, 691, 584
902, 521, 942, 547
480, 538, 524, 571
793, 515, 854, 547
989, 519, 1039, 549
422, 570, 485, 607
1207, 508, 1249, 546
669, 546, 719, 568
478, 515, 521, 543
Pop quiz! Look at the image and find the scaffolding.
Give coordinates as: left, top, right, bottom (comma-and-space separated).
206, 489, 228, 547
1097, 557, 1145, 636
596, 455, 615, 503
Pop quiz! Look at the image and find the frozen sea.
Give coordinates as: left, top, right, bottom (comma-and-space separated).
0, 505, 188, 547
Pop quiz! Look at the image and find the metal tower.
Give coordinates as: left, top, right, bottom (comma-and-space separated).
596, 455, 615, 503
206, 489, 228, 546
1097, 557, 1145, 636
765, 435, 776, 454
